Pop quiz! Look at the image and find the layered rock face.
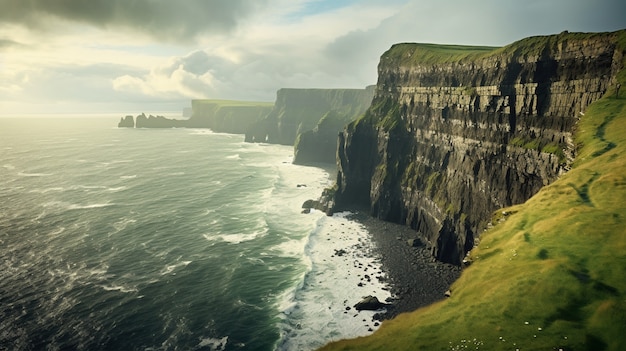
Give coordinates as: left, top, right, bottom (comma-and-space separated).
330, 31, 625, 264
245, 88, 375, 150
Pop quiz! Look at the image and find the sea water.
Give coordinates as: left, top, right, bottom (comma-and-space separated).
0, 117, 390, 351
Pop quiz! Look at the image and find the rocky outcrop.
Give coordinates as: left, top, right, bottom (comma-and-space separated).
245, 88, 375, 153
135, 113, 186, 128
118, 115, 134, 128
326, 30, 625, 265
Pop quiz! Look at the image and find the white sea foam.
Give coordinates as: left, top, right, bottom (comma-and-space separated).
188, 129, 215, 136
100, 284, 138, 293
225, 154, 241, 160
205, 229, 268, 244
106, 186, 127, 192
160, 260, 192, 276
276, 211, 391, 351
112, 218, 136, 232
198, 336, 228, 350
3, 164, 15, 170
120, 175, 137, 179
67, 203, 114, 210
18, 172, 53, 177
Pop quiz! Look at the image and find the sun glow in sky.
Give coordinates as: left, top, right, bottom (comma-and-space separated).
0, 0, 624, 115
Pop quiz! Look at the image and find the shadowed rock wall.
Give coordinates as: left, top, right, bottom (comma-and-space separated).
245, 88, 375, 152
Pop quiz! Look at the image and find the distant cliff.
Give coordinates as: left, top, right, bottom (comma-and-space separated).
323, 30, 625, 265
245, 88, 375, 163
116, 100, 273, 134
189, 100, 273, 134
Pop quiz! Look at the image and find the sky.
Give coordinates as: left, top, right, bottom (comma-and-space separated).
0, 0, 625, 116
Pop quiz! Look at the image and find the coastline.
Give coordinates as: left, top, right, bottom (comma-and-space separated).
346, 211, 461, 320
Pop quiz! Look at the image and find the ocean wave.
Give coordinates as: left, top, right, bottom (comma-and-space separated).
198, 336, 228, 351
160, 260, 192, 276
204, 229, 269, 244
111, 218, 136, 232
28, 186, 65, 194
18, 172, 53, 177
67, 203, 114, 210
100, 284, 138, 293
120, 175, 137, 179
106, 186, 127, 192
48, 226, 66, 237
188, 129, 215, 136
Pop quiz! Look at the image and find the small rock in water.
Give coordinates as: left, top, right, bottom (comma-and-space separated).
334, 249, 347, 256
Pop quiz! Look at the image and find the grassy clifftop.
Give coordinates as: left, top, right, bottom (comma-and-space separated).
381, 43, 498, 65
382, 30, 625, 67
320, 53, 626, 351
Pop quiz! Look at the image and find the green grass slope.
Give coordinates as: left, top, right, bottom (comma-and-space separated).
319, 67, 626, 351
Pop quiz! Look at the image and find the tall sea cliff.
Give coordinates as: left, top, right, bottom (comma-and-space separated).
325, 30, 625, 265
245, 87, 375, 164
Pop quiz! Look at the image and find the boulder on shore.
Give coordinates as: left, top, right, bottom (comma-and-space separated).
354, 295, 386, 311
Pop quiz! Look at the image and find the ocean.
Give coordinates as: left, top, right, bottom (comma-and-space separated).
0, 117, 391, 351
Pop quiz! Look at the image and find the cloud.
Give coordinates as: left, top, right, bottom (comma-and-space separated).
0, 0, 269, 42
0, 38, 23, 49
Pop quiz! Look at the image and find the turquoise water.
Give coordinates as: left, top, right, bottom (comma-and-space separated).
0, 117, 389, 351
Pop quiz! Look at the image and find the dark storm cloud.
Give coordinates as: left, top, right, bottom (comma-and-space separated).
0, 0, 268, 41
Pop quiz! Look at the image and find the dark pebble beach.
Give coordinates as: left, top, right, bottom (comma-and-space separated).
347, 211, 462, 320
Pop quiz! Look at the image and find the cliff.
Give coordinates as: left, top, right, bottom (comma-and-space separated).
245, 88, 375, 158
326, 30, 625, 265
189, 100, 273, 134
116, 100, 273, 134
320, 29, 626, 351
135, 113, 186, 128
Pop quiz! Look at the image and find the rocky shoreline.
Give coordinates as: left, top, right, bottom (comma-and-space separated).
345, 211, 461, 320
